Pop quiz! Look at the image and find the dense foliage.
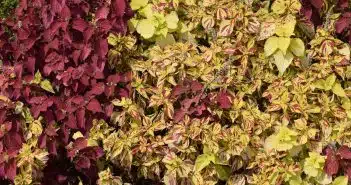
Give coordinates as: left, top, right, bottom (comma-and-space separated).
1, 0, 351, 184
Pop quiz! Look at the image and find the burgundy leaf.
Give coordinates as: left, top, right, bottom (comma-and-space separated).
86, 99, 103, 113
335, 16, 351, 33
324, 146, 340, 176
96, 6, 109, 21
338, 145, 351, 159
72, 18, 88, 32
75, 156, 91, 170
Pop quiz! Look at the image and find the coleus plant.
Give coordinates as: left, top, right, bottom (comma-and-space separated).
0, 0, 133, 183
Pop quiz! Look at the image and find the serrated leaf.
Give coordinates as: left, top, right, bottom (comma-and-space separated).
278, 37, 291, 55
130, 0, 148, 10
289, 38, 305, 56
264, 36, 279, 57
273, 50, 294, 75
332, 82, 347, 97
40, 80, 55, 93
165, 11, 179, 30
332, 176, 348, 185
194, 154, 215, 172
136, 19, 156, 39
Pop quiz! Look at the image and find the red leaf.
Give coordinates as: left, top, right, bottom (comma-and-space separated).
217, 90, 232, 109
72, 18, 88, 32
324, 146, 340, 176
86, 99, 102, 113
338, 145, 351, 159
310, 0, 323, 9
96, 6, 109, 21
75, 156, 91, 170
97, 38, 108, 57
112, 0, 126, 17
335, 16, 351, 33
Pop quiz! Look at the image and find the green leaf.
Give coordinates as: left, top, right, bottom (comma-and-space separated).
332, 176, 348, 185
107, 34, 118, 46
136, 19, 156, 39
215, 165, 231, 180
332, 82, 347, 97
303, 152, 325, 177
130, 0, 148, 10
275, 15, 296, 37
278, 37, 291, 55
194, 154, 215, 172
264, 36, 279, 57
273, 50, 294, 75
289, 38, 305, 56
156, 34, 176, 48
40, 80, 55, 93
165, 11, 179, 30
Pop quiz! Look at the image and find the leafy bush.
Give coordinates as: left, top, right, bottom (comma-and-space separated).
0, 0, 351, 184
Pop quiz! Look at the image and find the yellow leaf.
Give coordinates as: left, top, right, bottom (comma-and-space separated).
264, 36, 279, 57
273, 50, 294, 75
275, 15, 296, 37
289, 38, 305, 56
332, 82, 347, 97
277, 37, 291, 55
40, 80, 55, 93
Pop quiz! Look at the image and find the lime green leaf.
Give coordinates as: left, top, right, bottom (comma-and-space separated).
32, 71, 42, 84
273, 50, 294, 75
303, 152, 325, 177
278, 37, 291, 55
40, 80, 55, 93
325, 74, 337, 90
139, 4, 153, 18
264, 36, 279, 57
342, 98, 351, 110
136, 19, 155, 39
264, 126, 298, 152
332, 82, 347, 97
107, 34, 118, 46
194, 154, 215, 172
72, 131, 84, 140
332, 176, 348, 185
289, 38, 305, 56
130, 0, 148, 10
215, 165, 231, 180
275, 15, 296, 37
165, 11, 179, 30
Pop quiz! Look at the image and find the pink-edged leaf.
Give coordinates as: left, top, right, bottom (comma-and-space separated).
335, 16, 351, 33
80, 44, 92, 61
338, 145, 351, 159
83, 26, 94, 43
174, 109, 186, 123
87, 99, 102, 113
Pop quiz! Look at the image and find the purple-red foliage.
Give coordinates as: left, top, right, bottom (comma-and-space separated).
0, 0, 133, 183
324, 145, 351, 180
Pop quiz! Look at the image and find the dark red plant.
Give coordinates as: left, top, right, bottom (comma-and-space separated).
324, 145, 351, 179
0, 0, 133, 183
